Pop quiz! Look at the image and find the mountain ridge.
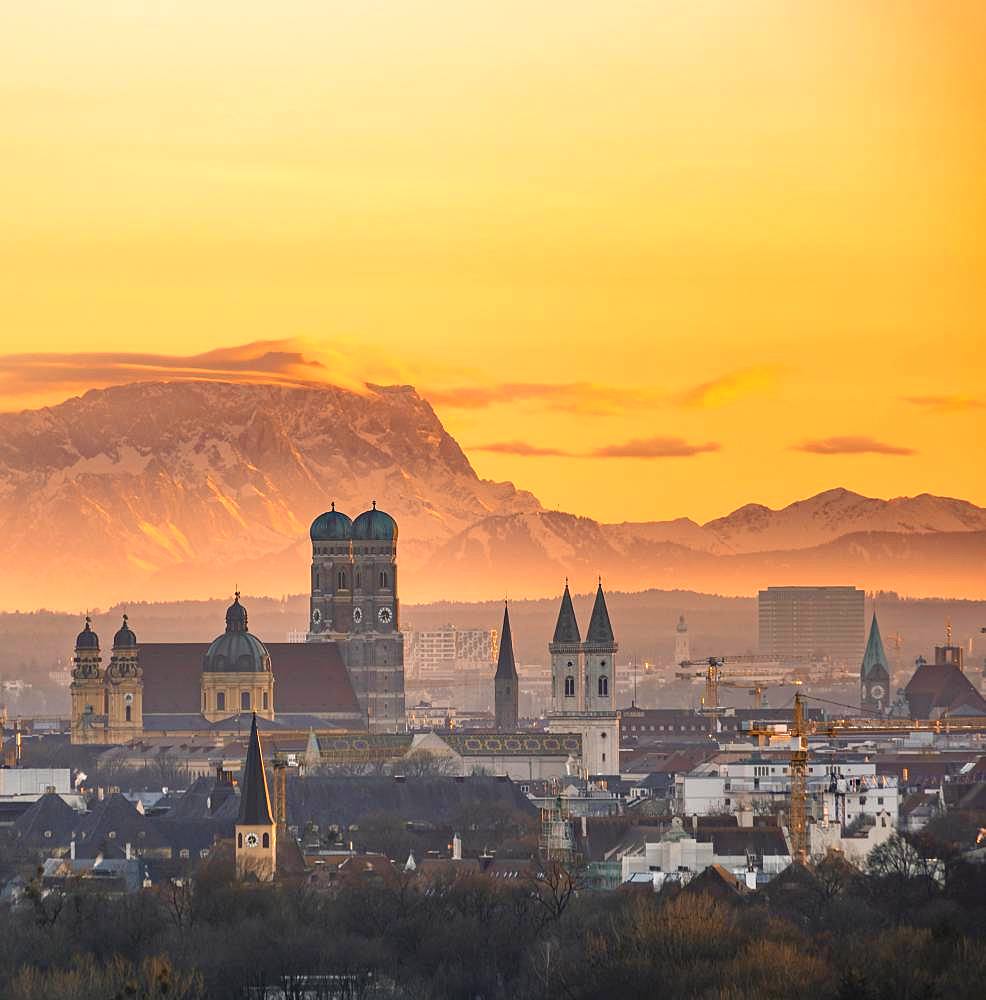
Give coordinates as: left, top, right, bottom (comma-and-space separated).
0, 378, 983, 608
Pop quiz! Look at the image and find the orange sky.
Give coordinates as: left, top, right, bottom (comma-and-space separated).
1, 2, 984, 524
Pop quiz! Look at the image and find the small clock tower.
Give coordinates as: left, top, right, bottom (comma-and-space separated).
236, 714, 276, 882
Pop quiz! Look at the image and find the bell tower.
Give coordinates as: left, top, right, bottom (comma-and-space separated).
583, 582, 616, 713
494, 602, 519, 731
549, 582, 582, 714
236, 713, 277, 881
308, 503, 354, 638
105, 614, 143, 743
71, 616, 105, 745
860, 613, 891, 715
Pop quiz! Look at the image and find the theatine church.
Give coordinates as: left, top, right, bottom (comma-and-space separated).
70, 503, 406, 744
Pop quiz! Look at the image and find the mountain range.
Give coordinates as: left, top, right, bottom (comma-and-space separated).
0, 378, 984, 610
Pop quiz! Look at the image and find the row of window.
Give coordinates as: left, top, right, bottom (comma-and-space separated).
555, 676, 609, 697
314, 570, 391, 590
204, 690, 269, 712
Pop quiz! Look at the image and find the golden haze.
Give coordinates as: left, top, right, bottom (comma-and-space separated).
1, 2, 984, 524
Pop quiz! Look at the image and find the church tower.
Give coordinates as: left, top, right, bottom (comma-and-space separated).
674, 614, 690, 666
549, 582, 582, 714
860, 613, 891, 715
236, 713, 276, 881
494, 602, 519, 731
308, 502, 405, 732
547, 580, 620, 776
105, 614, 143, 744
583, 582, 616, 713
307, 503, 354, 637
71, 617, 105, 745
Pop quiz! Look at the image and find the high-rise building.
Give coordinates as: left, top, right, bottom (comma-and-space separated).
404, 626, 497, 681
758, 587, 865, 665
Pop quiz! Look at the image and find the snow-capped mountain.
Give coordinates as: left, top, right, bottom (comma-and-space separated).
0, 380, 540, 609
0, 379, 983, 609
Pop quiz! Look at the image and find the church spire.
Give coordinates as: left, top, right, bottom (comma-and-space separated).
495, 601, 518, 681
551, 582, 581, 646
860, 612, 888, 679
239, 713, 274, 826
585, 580, 615, 647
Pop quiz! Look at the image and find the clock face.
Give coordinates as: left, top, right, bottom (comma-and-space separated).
870, 684, 885, 700
353, 606, 363, 624
377, 606, 393, 625
245, 833, 259, 848
311, 608, 321, 624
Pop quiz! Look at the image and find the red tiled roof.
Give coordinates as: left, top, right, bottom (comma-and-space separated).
139, 642, 359, 715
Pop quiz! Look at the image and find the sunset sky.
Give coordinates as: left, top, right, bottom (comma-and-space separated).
1, 2, 984, 524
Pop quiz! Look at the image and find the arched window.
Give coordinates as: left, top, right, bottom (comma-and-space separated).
241, 691, 251, 710
217, 691, 226, 712
315, 572, 320, 591
125, 705, 132, 722
237, 833, 243, 848
338, 570, 347, 589
564, 676, 575, 698
598, 676, 609, 697
262, 833, 270, 848
104, 692, 109, 713
263, 691, 269, 710
380, 570, 388, 588
356, 572, 361, 589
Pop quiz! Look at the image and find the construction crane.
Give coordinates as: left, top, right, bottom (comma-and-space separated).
675, 657, 798, 715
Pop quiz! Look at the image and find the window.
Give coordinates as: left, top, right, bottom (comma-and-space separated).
356, 572, 361, 588
237, 833, 243, 848
380, 571, 388, 588
338, 571, 347, 589
125, 706, 132, 722
602, 753, 606, 763
262, 833, 270, 848
180, 848, 190, 859
564, 676, 576, 697
598, 676, 609, 697
315, 572, 320, 590
217, 692, 226, 712
263, 691, 269, 710
241, 691, 251, 710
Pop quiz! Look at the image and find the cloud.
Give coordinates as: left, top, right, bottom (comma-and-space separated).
428, 366, 781, 416
676, 365, 782, 409
472, 436, 720, 459
0, 339, 376, 410
592, 437, 720, 458
794, 436, 915, 456
425, 382, 656, 416
903, 395, 983, 413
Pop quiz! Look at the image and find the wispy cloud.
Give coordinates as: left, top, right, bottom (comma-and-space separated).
472, 436, 720, 459
794, 436, 915, 456
0, 339, 373, 409
903, 395, 983, 413
676, 366, 782, 409
427, 366, 780, 416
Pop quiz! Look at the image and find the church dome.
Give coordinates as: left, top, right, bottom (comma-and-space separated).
310, 504, 353, 542
76, 616, 99, 650
113, 614, 137, 649
204, 595, 271, 673
352, 502, 398, 541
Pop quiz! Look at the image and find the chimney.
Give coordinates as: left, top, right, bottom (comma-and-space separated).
452, 832, 462, 861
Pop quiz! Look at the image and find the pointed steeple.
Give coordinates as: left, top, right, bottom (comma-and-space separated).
551, 582, 581, 646
495, 602, 518, 680
585, 581, 615, 647
860, 613, 888, 679
238, 714, 274, 826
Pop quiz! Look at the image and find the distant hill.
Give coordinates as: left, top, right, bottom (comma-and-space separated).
1, 379, 985, 608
